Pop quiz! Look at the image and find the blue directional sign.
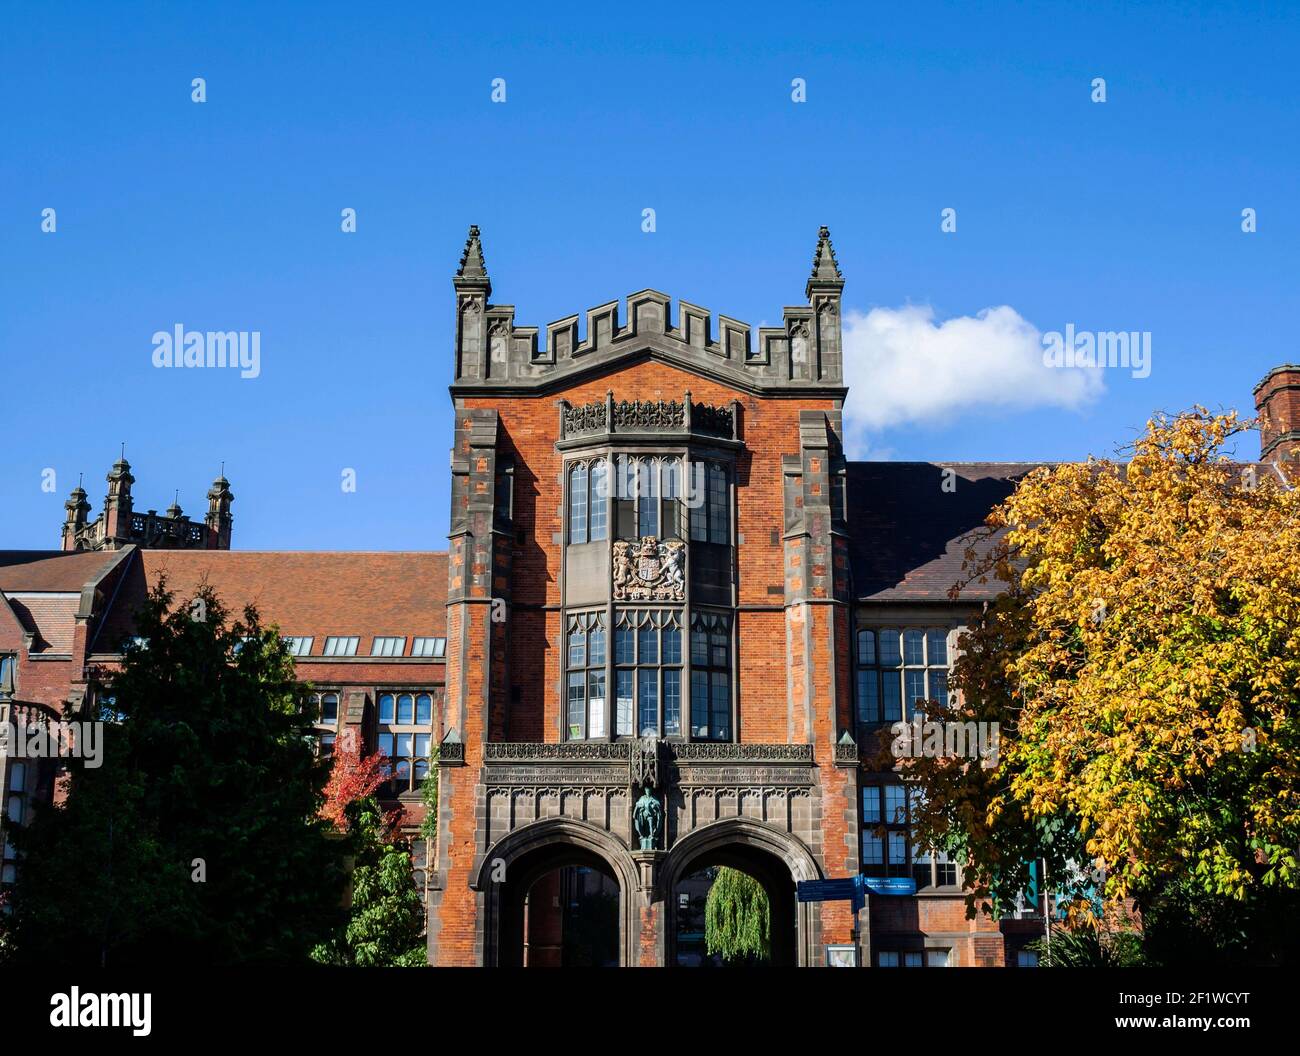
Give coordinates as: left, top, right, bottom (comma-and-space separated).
796, 878, 859, 903
860, 876, 917, 897
797, 875, 917, 911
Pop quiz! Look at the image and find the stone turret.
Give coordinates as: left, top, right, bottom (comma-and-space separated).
103, 456, 135, 541
58, 457, 234, 551
206, 473, 235, 550
60, 481, 91, 551
803, 225, 845, 384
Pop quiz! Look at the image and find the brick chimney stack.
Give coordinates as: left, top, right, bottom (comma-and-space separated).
1254, 365, 1300, 464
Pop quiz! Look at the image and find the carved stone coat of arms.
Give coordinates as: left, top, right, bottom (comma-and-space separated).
613, 536, 685, 602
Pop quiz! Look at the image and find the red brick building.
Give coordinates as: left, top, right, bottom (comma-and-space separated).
4, 230, 1297, 966
3, 480, 449, 889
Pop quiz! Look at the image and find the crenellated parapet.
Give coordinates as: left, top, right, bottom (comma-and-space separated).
450, 226, 846, 396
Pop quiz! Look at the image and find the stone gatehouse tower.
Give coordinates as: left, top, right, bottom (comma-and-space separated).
427, 226, 1042, 967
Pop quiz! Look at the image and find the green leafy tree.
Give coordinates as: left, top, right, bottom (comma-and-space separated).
5, 582, 343, 966
312, 796, 426, 967
1137, 874, 1300, 967
704, 867, 770, 965
311, 732, 427, 967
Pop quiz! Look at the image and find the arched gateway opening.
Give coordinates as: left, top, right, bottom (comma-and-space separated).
662, 819, 821, 968
506, 854, 619, 967
477, 819, 639, 967
478, 817, 820, 966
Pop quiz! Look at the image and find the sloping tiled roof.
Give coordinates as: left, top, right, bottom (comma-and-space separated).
0, 550, 122, 592
92, 551, 449, 655
847, 462, 1043, 602
5, 595, 79, 653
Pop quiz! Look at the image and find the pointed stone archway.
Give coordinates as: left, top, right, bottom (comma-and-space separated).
474, 817, 641, 967
659, 817, 823, 967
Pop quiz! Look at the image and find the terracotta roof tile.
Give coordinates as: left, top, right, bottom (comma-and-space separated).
93, 551, 449, 655
0, 550, 121, 592
5, 595, 79, 653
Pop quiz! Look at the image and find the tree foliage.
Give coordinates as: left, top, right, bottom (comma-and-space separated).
5, 582, 343, 966
310, 729, 426, 967
419, 741, 439, 842
311, 795, 426, 968
1027, 923, 1146, 967
704, 867, 770, 965
905, 410, 1300, 941
319, 727, 388, 833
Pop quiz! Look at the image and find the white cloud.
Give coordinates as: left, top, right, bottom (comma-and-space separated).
840, 304, 1104, 454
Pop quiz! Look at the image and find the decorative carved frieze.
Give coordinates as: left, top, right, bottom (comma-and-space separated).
562, 401, 607, 436
484, 764, 629, 788
614, 398, 683, 430
686, 785, 814, 801
485, 742, 630, 762
671, 743, 814, 763
479, 741, 817, 796
613, 536, 685, 602
560, 396, 735, 439
481, 741, 814, 764
669, 743, 816, 789
673, 765, 815, 788
690, 401, 735, 438
476, 741, 821, 855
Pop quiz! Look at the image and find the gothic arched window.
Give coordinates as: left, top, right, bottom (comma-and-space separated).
566, 612, 607, 739
614, 609, 682, 737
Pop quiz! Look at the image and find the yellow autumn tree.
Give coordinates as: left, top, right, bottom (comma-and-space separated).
904, 409, 1300, 931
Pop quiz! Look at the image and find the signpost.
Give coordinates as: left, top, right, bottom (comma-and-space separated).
796, 874, 917, 909
796, 877, 864, 911
860, 876, 917, 897
797, 875, 919, 967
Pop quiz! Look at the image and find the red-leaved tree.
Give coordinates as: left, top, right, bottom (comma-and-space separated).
320, 728, 390, 833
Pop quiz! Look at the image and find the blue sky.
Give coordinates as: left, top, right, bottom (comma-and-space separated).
2, 0, 1296, 550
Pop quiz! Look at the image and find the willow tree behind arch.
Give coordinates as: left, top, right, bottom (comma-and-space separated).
704, 867, 770, 965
